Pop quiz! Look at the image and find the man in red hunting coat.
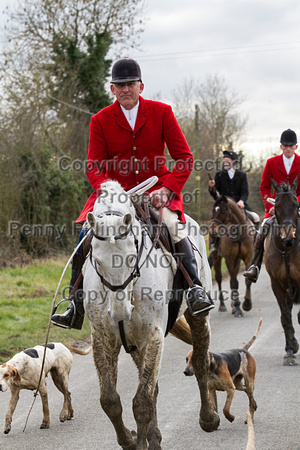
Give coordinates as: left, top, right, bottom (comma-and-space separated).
52, 58, 214, 330
244, 128, 300, 283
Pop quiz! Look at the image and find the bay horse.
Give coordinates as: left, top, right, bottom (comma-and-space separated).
209, 195, 256, 316
264, 177, 300, 366
82, 181, 219, 449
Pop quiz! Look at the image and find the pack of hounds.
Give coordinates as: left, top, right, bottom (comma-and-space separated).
0, 320, 261, 449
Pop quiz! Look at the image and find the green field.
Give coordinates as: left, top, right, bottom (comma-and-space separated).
0, 257, 91, 364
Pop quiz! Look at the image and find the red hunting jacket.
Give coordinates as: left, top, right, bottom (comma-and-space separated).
260, 153, 300, 218
77, 96, 194, 223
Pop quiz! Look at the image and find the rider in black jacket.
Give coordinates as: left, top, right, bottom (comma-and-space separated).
208, 150, 259, 255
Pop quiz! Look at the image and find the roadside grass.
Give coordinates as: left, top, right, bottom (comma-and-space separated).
0, 257, 91, 364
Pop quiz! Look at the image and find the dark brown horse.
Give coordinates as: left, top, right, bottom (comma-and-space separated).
209, 195, 256, 317
264, 177, 300, 366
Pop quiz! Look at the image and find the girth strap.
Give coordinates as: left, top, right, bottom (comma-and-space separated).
118, 321, 136, 353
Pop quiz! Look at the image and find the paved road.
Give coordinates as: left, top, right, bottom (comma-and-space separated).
1, 265, 300, 449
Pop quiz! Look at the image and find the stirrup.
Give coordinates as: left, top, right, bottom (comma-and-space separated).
186, 286, 215, 316
243, 265, 259, 282
51, 298, 74, 329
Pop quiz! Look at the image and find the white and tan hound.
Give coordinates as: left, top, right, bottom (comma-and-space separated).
0, 343, 73, 434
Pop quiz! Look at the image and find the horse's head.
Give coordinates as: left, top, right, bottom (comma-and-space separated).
272, 176, 299, 245
209, 195, 230, 237
86, 181, 138, 322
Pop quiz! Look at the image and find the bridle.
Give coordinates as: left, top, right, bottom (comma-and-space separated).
274, 191, 299, 231
89, 207, 163, 292
271, 190, 300, 299
89, 210, 144, 292
89, 206, 163, 354
210, 202, 230, 226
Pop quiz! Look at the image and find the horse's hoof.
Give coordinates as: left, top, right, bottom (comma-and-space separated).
199, 411, 220, 432
292, 340, 299, 354
218, 304, 227, 312
283, 355, 297, 366
121, 430, 137, 450
242, 298, 252, 312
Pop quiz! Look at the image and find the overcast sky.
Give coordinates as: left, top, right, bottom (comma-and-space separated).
1, 0, 300, 157
129, 0, 300, 156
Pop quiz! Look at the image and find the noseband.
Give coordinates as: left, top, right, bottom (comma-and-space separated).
91, 210, 132, 241
90, 210, 143, 292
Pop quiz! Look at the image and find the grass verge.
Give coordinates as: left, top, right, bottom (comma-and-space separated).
0, 256, 91, 364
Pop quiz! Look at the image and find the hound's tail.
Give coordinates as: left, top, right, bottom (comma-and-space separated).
67, 344, 93, 355
169, 316, 193, 345
245, 410, 255, 450
243, 318, 262, 351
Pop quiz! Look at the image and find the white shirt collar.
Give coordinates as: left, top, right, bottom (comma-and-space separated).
282, 153, 295, 174
228, 168, 235, 179
120, 102, 139, 130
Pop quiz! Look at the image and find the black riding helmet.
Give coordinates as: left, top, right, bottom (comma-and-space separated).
223, 150, 239, 161
111, 58, 142, 84
280, 129, 297, 146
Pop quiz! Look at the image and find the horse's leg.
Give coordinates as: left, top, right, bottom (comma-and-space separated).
213, 256, 226, 312
131, 352, 162, 450
271, 279, 298, 366
132, 329, 164, 450
226, 258, 243, 317
184, 310, 220, 432
242, 253, 253, 312
242, 277, 253, 312
92, 328, 137, 450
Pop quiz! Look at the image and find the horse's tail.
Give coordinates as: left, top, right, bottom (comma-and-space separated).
243, 317, 262, 351
67, 345, 93, 355
169, 316, 192, 345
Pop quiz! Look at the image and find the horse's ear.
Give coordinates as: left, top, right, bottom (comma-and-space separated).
291, 175, 299, 192
123, 213, 133, 227
87, 212, 96, 228
221, 194, 228, 203
271, 177, 280, 193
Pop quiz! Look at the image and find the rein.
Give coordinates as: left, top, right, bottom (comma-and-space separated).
89, 206, 164, 353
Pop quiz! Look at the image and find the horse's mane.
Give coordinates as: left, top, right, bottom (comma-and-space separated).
100, 180, 123, 200
279, 183, 291, 192
93, 180, 136, 220
215, 195, 245, 221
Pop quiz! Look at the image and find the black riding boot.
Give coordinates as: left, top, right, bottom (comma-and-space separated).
209, 236, 220, 255
51, 252, 85, 330
243, 231, 265, 283
175, 237, 214, 315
